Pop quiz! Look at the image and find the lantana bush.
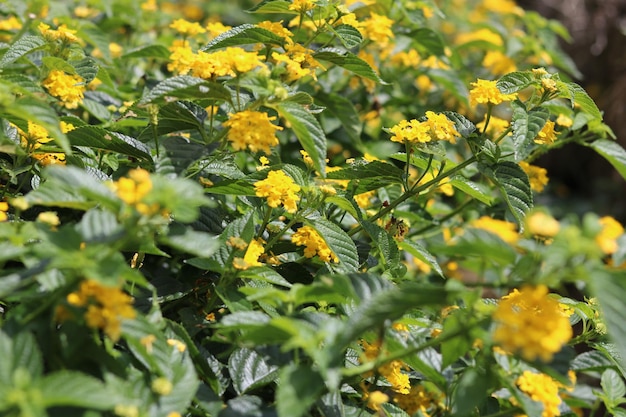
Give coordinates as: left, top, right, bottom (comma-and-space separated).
2, 1, 626, 416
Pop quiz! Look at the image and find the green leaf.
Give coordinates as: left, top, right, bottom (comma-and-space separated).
76, 208, 124, 244
72, 57, 99, 85
0, 34, 46, 67
510, 101, 549, 161
38, 371, 118, 409
326, 160, 403, 183
67, 126, 152, 161
6, 97, 69, 153
571, 351, 613, 372
229, 348, 280, 395
309, 217, 359, 273
204, 178, 256, 195
449, 177, 494, 205
247, 0, 294, 13
42, 56, 76, 74
442, 111, 476, 137
412, 28, 445, 56
276, 101, 326, 176
591, 269, 626, 372
399, 240, 443, 277
0, 331, 43, 385
202, 24, 285, 51
314, 48, 385, 83
488, 161, 533, 230
453, 368, 490, 416
315, 91, 362, 142
122, 44, 171, 59
601, 369, 626, 403
140, 75, 231, 104
566, 82, 602, 120
333, 24, 363, 49
159, 223, 219, 258
588, 139, 626, 181
440, 312, 473, 368
276, 364, 326, 417
496, 71, 536, 94
361, 220, 401, 274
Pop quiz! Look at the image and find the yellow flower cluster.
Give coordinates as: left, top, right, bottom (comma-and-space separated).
361, 340, 410, 394
469, 79, 517, 107
0, 201, 8, 222
516, 371, 563, 417
38, 22, 79, 43
42, 70, 85, 109
168, 42, 265, 79
288, 0, 316, 12
361, 13, 395, 48
389, 111, 460, 144
526, 211, 560, 238
519, 161, 549, 192
291, 225, 338, 263
19, 121, 66, 166
169, 18, 206, 36
113, 168, 159, 215
223, 110, 282, 155
254, 170, 301, 213
470, 216, 519, 244
596, 216, 624, 255
272, 43, 322, 82
393, 385, 443, 417
534, 120, 558, 145
233, 238, 265, 270
483, 50, 517, 75
65, 279, 136, 341
493, 285, 573, 362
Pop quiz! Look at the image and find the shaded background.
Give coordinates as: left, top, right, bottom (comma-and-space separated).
519, 0, 626, 221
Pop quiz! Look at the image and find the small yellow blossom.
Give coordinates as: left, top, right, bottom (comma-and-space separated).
0, 16, 22, 31
289, 0, 316, 13
394, 385, 444, 416
455, 28, 502, 46
114, 168, 152, 206
65, 279, 136, 341
493, 285, 573, 362
318, 184, 337, 195
140, 334, 156, 353
272, 43, 322, 82
534, 120, 558, 145
361, 13, 394, 48
469, 79, 517, 107
257, 21, 293, 40
0, 202, 8, 222
519, 161, 549, 192
483, 50, 517, 75
389, 112, 460, 144
516, 371, 562, 417
42, 70, 85, 109
170, 18, 206, 36
556, 114, 573, 128
477, 115, 510, 137
223, 110, 282, 155
596, 216, 624, 255
233, 238, 265, 270
38, 22, 79, 43
140, 0, 157, 11
114, 404, 139, 417
151, 377, 173, 396
365, 390, 389, 411
526, 211, 560, 238
167, 338, 187, 352
74, 6, 99, 18
471, 216, 519, 244
206, 21, 232, 38
167, 413, 182, 417
254, 170, 301, 213
109, 43, 123, 58
36, 211, 60, 227
292, 225, 338, 263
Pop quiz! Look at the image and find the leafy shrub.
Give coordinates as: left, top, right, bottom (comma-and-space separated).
1, 1, 626, 417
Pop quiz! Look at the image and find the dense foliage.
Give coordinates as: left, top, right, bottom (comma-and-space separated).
1, 1, 626, 417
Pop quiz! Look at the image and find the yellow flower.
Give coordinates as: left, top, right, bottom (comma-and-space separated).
519, 161, 549, 192
65, 280, 136, 341
526, 211, 560, 238
206, 21, 232, 38
534, 120, 557, 145
365, 390, 389, 411
289, 0, 316, 13
42, 70, 85, 109
0, 202, 8, 222
419, 171, 454, 196
18, 121, 66, 166
596, 216, 624, 255
254, 170, 301, 213
455, 28, 502, 46
354, 190, 376, 209
556, 114, 573, 128
291, 225, 338, 263
470, 216, 519, 244
38, 22, 79, 43
115, 168, 152, 205
394, 385, 443, 416
169, 18, 206, 36
361, 13, 394, 48
223, 110, 282, 155
423, 111, 461, 144
257, 21, 293, 40
360, 340, 410, 394
109, 42, 123, 58
476, 115, 510, 137
493, 285, 573, 362
140, 0, 157, 11
0, 16, 22, 31
167, 338, 187, 352
469, 79, 517, 107
272, 43, 322, 82
151, 377, 173, 396
483, 50, 517, 75
389, 112, 460, 145
391, 49, 421, 67
233, 238, 265, 270
36, 211, 60, 227
516, 371, 562, 417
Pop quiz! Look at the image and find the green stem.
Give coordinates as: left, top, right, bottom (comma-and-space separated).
411, 199, 474, 237
257, 207, 274, 239
348, 155, 478, 237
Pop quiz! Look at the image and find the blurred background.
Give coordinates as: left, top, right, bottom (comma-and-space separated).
520, 0, 626, 221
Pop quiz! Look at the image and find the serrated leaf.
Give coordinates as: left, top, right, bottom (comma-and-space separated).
566, 82, 602, 120
122, 44, 171, 59
412, 28, 445, 56
7, 97, 70, 153
361, 220, 401, 274
202, 24, 285, 51
247, 0, 295, 13
489, 161, 533, 230
571, 351, 613, 372
326, 160, 403, 181
309, 218, 359, 273
588, 139, 626, 181
276, 364, 325, 417
399, 239, 444, 277
453, 368, 490, 416
601, 369, 626, 403
72, 57, 98, 85
313, 48, 385, 83
229, 348, 280, 395
38, 371, 118, 409
442, 111, 476, 137
42, 56, 76, 74
510, 101, 549, 161
77, 208, 124, 243
496, 71, 536, 94
428, 68, 469, 104
159, 223, 219, 258
333, 24, 363, 49
67, 126, 152, 161
276, 101, 326, 176
0, 34, 46, 67
449, 177, 494, 205
140, 75, 231, 104
203, 178, 256, 195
